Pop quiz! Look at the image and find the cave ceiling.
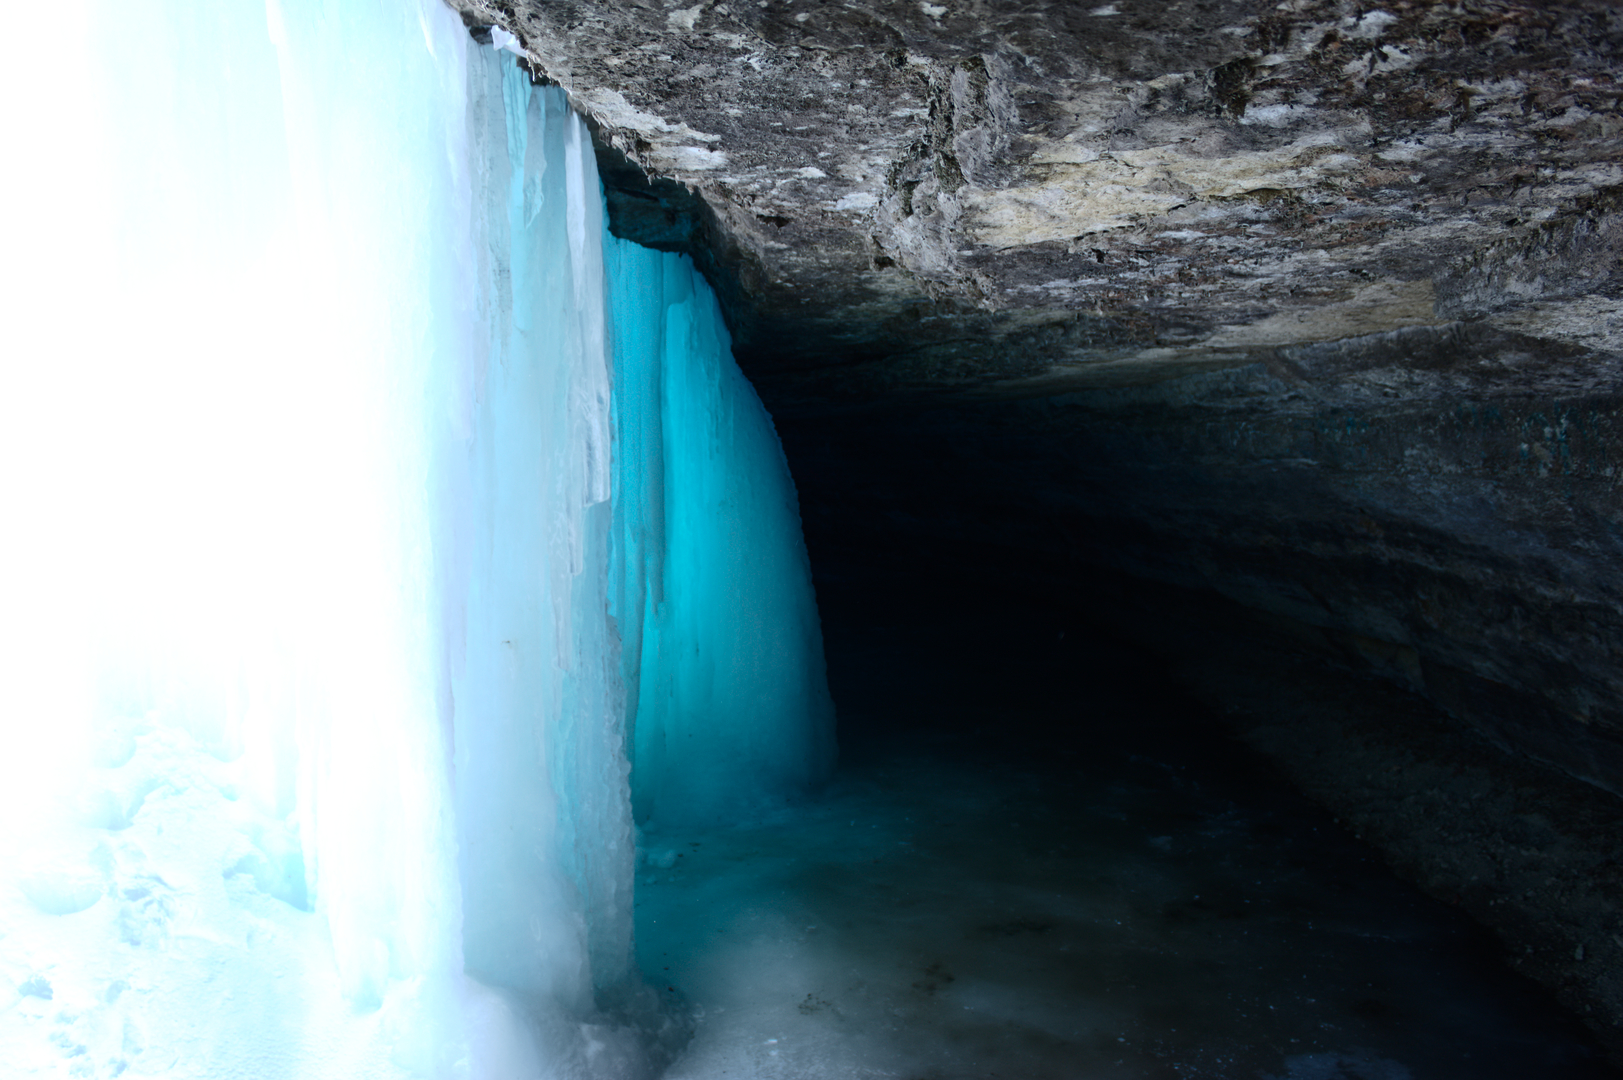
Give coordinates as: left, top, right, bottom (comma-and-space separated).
448, 0, 1622, 409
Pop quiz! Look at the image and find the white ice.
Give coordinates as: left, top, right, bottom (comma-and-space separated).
0, 1, 831, 1076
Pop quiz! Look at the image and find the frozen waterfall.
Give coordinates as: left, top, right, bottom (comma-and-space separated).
0, 1, 833, 1076
608, 243, 837, 829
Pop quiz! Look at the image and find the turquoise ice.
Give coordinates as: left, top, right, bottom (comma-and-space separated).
606, 241, 837, 830
0, 1, 833, 1074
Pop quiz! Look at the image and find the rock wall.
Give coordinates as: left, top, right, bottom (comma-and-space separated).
779, 319, 1623, 793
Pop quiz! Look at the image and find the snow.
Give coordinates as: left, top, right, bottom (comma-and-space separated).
0, 1, 831, 1076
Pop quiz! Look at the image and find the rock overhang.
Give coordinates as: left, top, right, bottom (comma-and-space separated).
447, 0, 1623, 408
447, 0, 1623, 779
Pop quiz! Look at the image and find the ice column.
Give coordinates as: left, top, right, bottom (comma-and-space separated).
605, 246, 838, 826
449, 51, 635, 1010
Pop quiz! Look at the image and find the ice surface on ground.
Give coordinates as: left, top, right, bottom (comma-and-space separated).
635, 743, 1609, 1080
629, 603, 1615, 1079
0, 1, 829, 1075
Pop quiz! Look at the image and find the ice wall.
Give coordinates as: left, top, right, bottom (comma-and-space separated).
0, 0, 830, 1076
606, 248, 837, 827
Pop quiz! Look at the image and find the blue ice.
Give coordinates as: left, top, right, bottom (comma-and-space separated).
0, 2, 833, 1075
607, 240, 838, 829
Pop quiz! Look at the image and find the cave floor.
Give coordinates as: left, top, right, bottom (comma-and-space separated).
634, 596, 1615, 1079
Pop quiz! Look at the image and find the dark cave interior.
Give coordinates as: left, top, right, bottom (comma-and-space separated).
708, 405, 1623, 1076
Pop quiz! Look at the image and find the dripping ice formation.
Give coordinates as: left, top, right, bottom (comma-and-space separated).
608, 244, 838, 829
0, 0, 834, 1075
